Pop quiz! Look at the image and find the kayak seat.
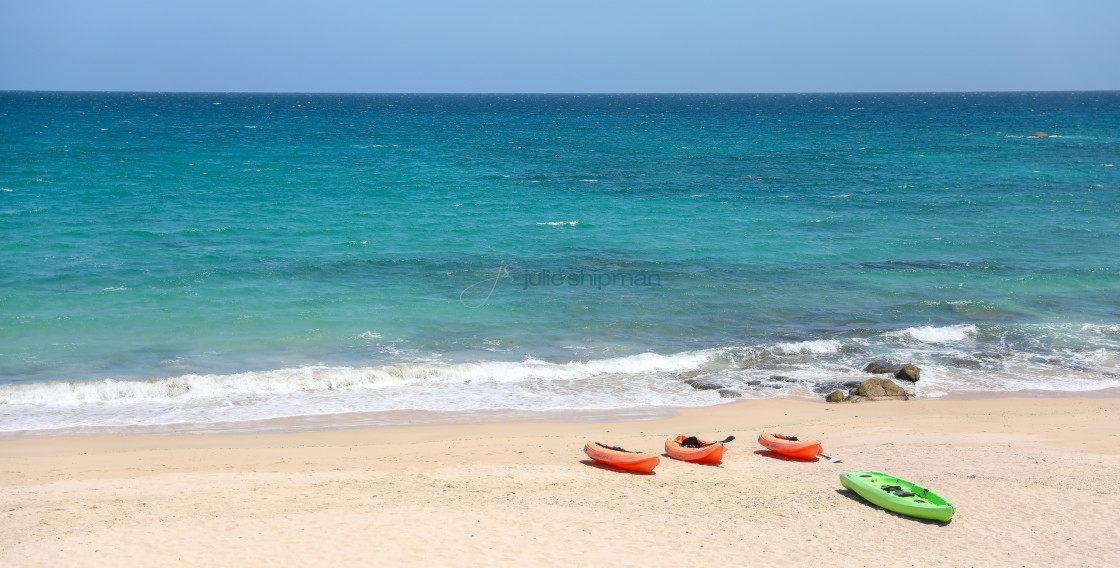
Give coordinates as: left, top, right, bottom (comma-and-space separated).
880, 485, 903, 492
892, 490, 916, 497
596, 443, 638, 453
680, 436, 703, 448
773, 433, 799, 441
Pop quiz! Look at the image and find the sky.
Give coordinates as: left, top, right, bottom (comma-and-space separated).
2, 0, 1118, 93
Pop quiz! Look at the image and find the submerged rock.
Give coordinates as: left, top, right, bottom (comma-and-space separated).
949, 357, 985, 370
745, 380, 783, 390
718, 389, 742, 399
863, 361, 901, 374
1031, 131, 1050, 138
685, 379, 727, 391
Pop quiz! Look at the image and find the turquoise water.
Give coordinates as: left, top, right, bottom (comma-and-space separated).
2, 92, 1119, 433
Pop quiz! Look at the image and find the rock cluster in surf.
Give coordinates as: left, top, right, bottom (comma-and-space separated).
824, 361, 920, 403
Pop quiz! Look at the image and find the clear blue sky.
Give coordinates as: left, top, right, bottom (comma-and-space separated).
2, 0, 1118, 93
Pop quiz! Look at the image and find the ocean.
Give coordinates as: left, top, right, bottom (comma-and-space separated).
2, 91, 1118, 436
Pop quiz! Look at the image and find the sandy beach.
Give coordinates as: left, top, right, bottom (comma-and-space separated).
3, 393, 1119, 568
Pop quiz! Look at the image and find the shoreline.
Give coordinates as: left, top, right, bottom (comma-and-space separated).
4, 385, 1119, 441
4, 393, 1119, 567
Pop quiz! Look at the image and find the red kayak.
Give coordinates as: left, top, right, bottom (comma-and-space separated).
665, 435, 731, 463
583, 442, 660, 472
757, 431, 823, 460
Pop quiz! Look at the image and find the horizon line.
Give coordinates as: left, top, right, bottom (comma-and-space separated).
3, 89, 1119, 96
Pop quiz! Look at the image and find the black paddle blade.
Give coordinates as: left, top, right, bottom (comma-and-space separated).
718, 435, 736, 444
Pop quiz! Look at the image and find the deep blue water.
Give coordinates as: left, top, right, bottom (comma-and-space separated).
2, 92, 1119, 433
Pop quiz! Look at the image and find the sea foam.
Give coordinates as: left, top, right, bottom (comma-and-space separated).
4, 327, 1120, 435
900, 325, 977, 343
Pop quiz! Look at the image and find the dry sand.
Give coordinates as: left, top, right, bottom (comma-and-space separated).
3, 394, 1119, 567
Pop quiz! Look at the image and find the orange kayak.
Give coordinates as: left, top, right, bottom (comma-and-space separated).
665, 435, 729, 463
583, 441, 660, 472
757, 431, 823, 460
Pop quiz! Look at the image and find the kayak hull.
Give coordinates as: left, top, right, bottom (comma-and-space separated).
665, 436, 727, 463
583, 442, 660, 472
841, 471, 956, 522
758, 431, 822, 459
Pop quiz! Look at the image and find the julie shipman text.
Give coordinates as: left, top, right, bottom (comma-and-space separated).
522, 269, 661, 290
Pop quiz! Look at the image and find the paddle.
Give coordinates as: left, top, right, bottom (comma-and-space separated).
818, 453, 841, 463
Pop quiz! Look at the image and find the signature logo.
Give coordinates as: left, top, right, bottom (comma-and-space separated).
460, 263, 662, 308
459, 261, 514, 308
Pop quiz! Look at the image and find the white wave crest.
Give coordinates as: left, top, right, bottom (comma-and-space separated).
900, 325, 976, 343
769, 339, 843, 355
0, 350, 720, 408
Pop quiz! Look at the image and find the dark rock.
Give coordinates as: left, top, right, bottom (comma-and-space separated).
895, 364, 920, 382
813, 380, 863, 394
863, 361, 901, 374
718, 389, 742, 399
825, 390, 845, 403
768, 375, 797, 383
685, 379, 726, 391
972, 350, 1008, 360
745, 380, 782, 390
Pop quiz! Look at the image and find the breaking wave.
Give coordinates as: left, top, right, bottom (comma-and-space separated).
2, 323, 1118, 435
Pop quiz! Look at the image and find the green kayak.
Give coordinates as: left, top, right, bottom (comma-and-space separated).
840, 471, 957, 522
